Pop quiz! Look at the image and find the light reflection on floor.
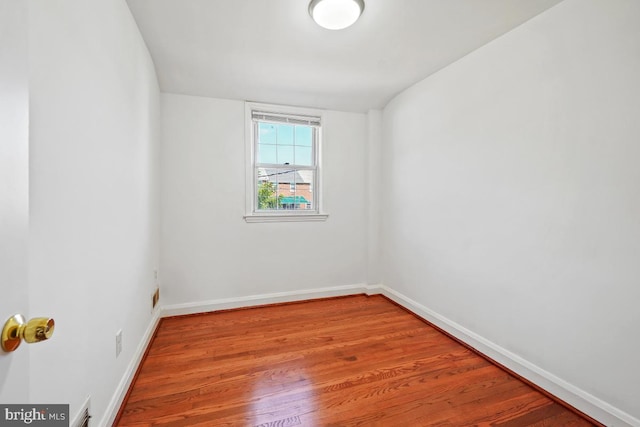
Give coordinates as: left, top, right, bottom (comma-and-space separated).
248, 361, 319, 426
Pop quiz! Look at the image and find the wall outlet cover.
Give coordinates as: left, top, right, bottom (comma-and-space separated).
115, 330, 122, 357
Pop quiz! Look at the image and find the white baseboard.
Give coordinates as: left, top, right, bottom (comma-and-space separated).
99, 308, 162, 427
161, 283, 383, 317
377, 285, 639, 427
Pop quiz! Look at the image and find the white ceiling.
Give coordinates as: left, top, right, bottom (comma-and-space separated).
126, 0, 563, 112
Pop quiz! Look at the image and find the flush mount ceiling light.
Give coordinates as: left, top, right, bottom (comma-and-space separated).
309, 0, 365, 30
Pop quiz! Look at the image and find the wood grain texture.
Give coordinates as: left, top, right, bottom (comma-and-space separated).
116, 295, 597, 426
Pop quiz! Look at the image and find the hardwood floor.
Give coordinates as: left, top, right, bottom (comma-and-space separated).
116, 295, 597, 426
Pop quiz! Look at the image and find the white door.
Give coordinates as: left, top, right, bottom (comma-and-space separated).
0, 0, 30, 403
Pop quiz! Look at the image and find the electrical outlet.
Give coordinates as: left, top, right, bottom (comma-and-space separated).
116, 330, 122, 358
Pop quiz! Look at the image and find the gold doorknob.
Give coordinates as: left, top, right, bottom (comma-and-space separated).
1, 314, 55, 352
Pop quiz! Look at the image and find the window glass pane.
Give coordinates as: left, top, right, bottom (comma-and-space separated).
290, 170, 314, 211
258, 123, 276, 144
257, 123, 277, 164
257, 144, 277, 164
256, 175, 278, 210
277, 145, 294, 165
276, 124, 294, 146
274, 171, 281, 210
289, 172, 298, 210
295, 126, 313, 147
294, 146, 312, 166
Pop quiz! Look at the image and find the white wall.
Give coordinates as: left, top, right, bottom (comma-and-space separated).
0, 0, 29, 404
382, 0, 640, 424
161, 94, 368, 307
366, 110, 382, 286
28, 0, 160, 424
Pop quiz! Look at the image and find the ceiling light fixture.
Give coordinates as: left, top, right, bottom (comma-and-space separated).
309, 0, 365, 31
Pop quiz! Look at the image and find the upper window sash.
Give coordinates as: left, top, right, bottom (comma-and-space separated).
252, 121, 318, 170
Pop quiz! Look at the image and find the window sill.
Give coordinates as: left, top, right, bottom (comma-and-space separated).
244, 213, 329, 223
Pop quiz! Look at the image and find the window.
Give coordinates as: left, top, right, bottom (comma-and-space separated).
245, 103, 328, 222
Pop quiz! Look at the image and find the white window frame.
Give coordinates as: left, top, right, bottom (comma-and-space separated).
244, 102, 328, 223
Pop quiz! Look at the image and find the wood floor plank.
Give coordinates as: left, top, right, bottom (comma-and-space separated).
116, 295, 597, 426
